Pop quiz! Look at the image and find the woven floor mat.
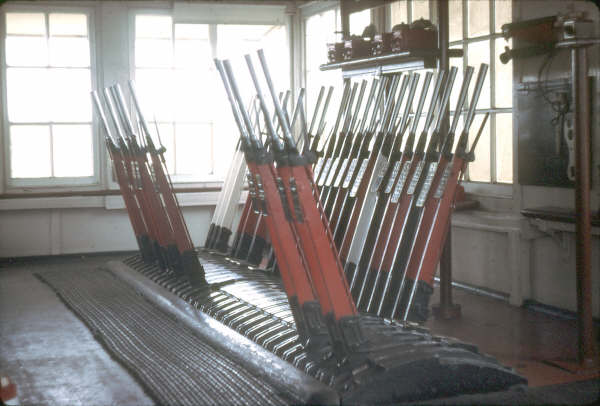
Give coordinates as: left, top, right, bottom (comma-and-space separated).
37, 267, 292, 406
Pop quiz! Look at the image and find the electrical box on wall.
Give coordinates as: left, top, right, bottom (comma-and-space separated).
516, 78, 592, 188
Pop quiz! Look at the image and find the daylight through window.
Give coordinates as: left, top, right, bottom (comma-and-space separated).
4, 12, 94, 182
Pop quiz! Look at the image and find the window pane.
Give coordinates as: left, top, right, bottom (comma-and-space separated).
306, 25, 328, 70
494, 38, 512, 107
135, 39, 173, 68
135, 69, 174, 122
148, 123, 175, 174
305, 11, 342, 109
411, 0, 430, 21
495, 113, 513, 183
306, 9, 337, 45
467, 41, 491, 109
349, 9, 371, 35
6, 13, 45, 35
495, 0, 512, 33
136, 15, 172, 39
10, 125, 52, 178
52, 124, 93, 177
48, 68, 92, 122
218, 25, 284, 53
467, 113, 491, 182
213, 120, 238, 178
49, 37, 90, 67
263, 26, 290, 90
174, 69, 215, 122
175, 24, 209, 40
468, 0, 490, 37
7, 68, 50, 122
49, 14, 87, 36
449, 0, 463, 42
6, 36, 48, 67
175, 123, 211, 175
389, 0, 408, 27
218, 24, 289, 92
174, 39, 211, 69
449, 50, 464, 112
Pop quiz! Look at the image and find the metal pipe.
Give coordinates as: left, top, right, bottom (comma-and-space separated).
341, 82, 359, 134
348, 80, 368, 134
256, 49, 295, 148
433, 67, 457, 134
396, 73, 420, 139
103, 88, 127, 141
450, 67, 474, 135
464, 64, 488, 132
355, 78, 379, 135
213, 59, 251, 144
409, 72, 434, 136
112, 85, 142, 146
330, 82, 351, 139
422, 71, 446, 134
308, 86, 325, 136
366, 76, 389, 134
127, 81, 153, 141
290, 88, 306, 134
223, 59, 265, 149
572, 45, 598, 368
316, 86, 334, 137
385, 74, 411, 135
92, 91, 116, 143
380, 75, 401, 133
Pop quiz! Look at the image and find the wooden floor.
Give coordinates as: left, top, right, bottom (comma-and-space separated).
426, 288, 600, 387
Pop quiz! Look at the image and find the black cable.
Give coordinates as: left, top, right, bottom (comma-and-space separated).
537, 49, 570, 128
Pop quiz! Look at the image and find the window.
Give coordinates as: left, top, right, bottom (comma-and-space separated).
389, 0, 430, 27
304, 9, 342, 122
3, 11, 95, 185
389, 0, 514, 184
134, 15, 288, 182
349, 9, 372, 35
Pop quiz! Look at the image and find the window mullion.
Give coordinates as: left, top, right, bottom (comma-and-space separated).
209, 24, 218, 59
210, 24, 218, 178
46, 13, 54, 178
171, 21, 176, 176
45, 12, 50, 64
463, 0, 470, 181
210, 122, 214, 175
171, 121, 177, 175
490, 112, 497, 183
49, 122, 55, 177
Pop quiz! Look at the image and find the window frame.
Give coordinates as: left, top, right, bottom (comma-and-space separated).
450, 0, 513, 188
300, 1, 345, 129
129, 7, 290, 188
0, 4, 101, 191
301, 1, 515, 197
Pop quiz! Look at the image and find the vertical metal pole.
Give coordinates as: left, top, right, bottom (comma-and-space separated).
340, 1, 350, 39
436, 220, 459, 317
572, 45, 597, 368
433, 0, 461, 320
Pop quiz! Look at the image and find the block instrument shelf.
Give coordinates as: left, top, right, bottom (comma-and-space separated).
319, 49, 463, 77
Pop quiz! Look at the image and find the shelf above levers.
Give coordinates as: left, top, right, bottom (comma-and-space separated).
320, 49, 463, 78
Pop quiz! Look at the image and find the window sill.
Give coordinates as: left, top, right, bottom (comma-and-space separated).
0, 187, 246, 211
462, 181, 513, 199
